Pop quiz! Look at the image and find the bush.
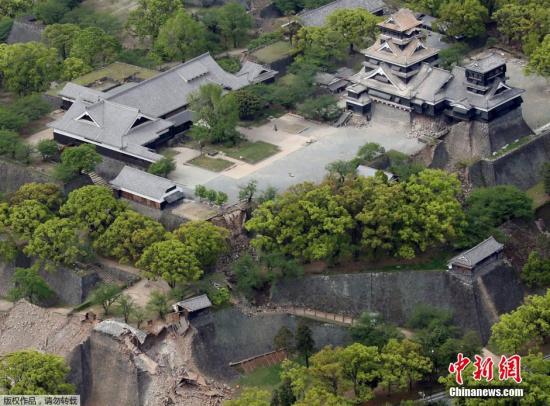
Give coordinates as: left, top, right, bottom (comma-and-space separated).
35, 0, 70, 24
194, 185, 228, 206
36, 139, 58, 160
148, 157, 175, 177
248, 31, 284, 51
234, 88, 267, 120
0, 94, 53, 132
297, 95, 342, 122
0, 130, 29, 162
522, 251, 550, 288
217, 56, 241, 73
208, 286, 230, 306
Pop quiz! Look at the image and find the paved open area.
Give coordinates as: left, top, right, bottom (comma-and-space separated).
165, 112, 422, 203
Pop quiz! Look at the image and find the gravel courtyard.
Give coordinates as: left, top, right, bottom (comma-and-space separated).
194, 111, 423, 203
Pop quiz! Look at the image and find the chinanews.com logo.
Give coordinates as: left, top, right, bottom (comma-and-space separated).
447, 353, 524, 398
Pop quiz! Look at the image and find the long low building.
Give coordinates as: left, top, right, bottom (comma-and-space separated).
49, 53, 277, 166
110, 166, 185, 209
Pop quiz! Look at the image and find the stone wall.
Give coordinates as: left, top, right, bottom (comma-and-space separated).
0, 159, 53, 195
468, 130, 550, 190
192, 307, 352, 381
270, 265, 524, 343
0, 258, 100, 306
429, 107, 533, 170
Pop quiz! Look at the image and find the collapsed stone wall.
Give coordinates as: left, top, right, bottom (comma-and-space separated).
468, 130, 550, 190
192, 307, 352, 381
270, 266, 524, 343
428, 107, 532, 170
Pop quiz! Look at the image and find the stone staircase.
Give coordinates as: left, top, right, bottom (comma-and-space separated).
83, 170, 110, 188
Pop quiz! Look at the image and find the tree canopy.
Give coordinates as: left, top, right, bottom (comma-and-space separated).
8, 264, 54, 305
127, 0, 184, 40
189, 83, 240, 145
490, 289, 550, 353
153, 10, 208, 62
437, 0, 488, 39
10, 183, 63, 211
172, 221, 229, 268
0, 350, 75, 395
7, 199, 52, 239
94, 210, 168, 264
60, 185, 124, 237
326, 8, 380, 51
136, 239, 203, 287
0, 42, 60, 94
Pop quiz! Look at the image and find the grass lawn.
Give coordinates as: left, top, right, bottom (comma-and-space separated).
527, 181, 550, 209
218, 141, 279, 164
252, 41, 295, 64
237, 363, 282, 391
189, 155, 233, 172
47, 62, 159, 96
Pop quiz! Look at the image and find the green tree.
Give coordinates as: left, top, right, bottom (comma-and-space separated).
36, 139, 59, 161
42, 23, 80, 58
8, 199, 52, 239
326, 8, 380, 52
309, 346, 344, 394
90, 283, 122, 315
274, 326, 295, 351
238, 179, 258, 203
490, 289, 550, 353
493, 3, 548, 47
438, 43, 469, 70
0, 42, 60, 94
127, 0, 183, 40
246, 183, 354, 261
148, 157, 175, 177
0, 0, 32, 17
295, 387, 348, 406
172, 221, 229, 268
234, 88, 266, 120
437, 0, 488, 39
526, 34, 550, 77
132, 305, 146, 328
231, 254, 269, 298
407, 0, 446, 16
380, 339, 432, 394
69, 26, 120, 67
153, 10, 207, 62
34, 0, 70, 25
8, 264, 54, 305
462, 185, 532, 246
522, 251, 550, 288
298, 95, 342, 122
94, 210, 167, 264
350, 312, 402, 348
271, 378, 296, 406
0, 350, 74, 395
62, 57, 92, 80
356, 142, 384, 163
115, 293, 135, 323
225, 387, 271, 406
296, 321, 315, 367
0, 130, 22, 157
24, 217, 89, 267
340, 343, 381, 400
146, 290, 170, 319
295, 26, 347, 68
55, 144, 102, 181
217, 2, 252, 48
136, 239, 202, 288
325, 160, 357, 185
60, 185, 124, 237
189, 83, 240, 145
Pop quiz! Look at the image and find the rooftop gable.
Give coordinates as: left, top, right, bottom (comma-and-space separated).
110, 166, 181, 202
379, 8, 421, 32
448, 236, 503, 269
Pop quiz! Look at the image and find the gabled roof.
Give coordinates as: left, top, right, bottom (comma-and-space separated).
48, 98, 171, 162
465, 54, 505, 74
363, 37, 439, 67
297, 0, 385, 27
94, 320, 147, 344
379, 8, 420, 32
59, 83, 105, 104
173, 294, 212, 313
448, 236, 503, 269
110, 166, 183, 203
106, 53, 275, 117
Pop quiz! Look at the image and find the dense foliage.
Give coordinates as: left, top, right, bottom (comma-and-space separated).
0, 350, 75, 395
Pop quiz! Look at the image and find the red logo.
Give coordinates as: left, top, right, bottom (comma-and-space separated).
449, 354, 522, 384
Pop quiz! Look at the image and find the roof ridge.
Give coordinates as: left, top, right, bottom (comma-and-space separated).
105, 52, 213, 101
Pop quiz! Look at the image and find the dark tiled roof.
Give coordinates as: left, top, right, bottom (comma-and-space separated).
379, 8, 420, 32
298, 0, 385, 27
173, 294, 212, 313
465, 54, 506, 74
110, 166, 182, 202
448, 236, 503, 269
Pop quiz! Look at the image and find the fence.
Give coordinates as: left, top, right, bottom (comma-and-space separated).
229, 349, 287, 374
283, 306, 356, 326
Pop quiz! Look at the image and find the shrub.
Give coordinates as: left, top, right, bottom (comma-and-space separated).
36, 139, 58, 160
297, 95, 342, 122
248, 31, 284, 51
216, 56, 241, 73
148, 157, 175, 177
208, 286, 230, 306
